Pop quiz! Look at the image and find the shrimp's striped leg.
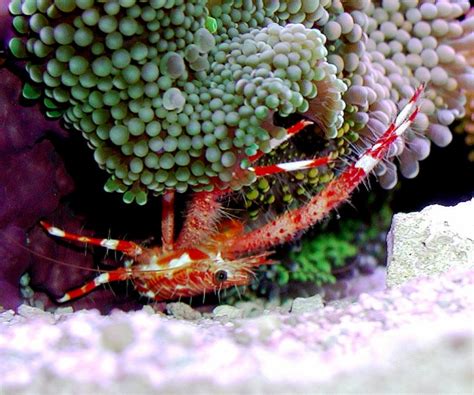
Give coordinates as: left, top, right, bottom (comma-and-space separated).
161, 190, 175, 252
395, 82, 425, 128
248, 120, 313, 163
248, 84, 425, 178
245, 119, 334, 178
57, 268, 130, 303
40, 221, 143, 257
249, 156, 332, 177
229, 86, 423, 255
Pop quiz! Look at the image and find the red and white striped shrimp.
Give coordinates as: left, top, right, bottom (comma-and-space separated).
40, 84, 424, 303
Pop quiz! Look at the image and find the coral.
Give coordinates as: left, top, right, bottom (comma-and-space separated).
454, 8, 474, 161
313, 0, 474, 189
6, 0, 346, 205
0, 0, 473, 308
362, 0, 474, 186
6, 0, 474, 208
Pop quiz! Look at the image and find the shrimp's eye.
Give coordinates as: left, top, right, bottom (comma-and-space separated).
214, 270, 228, 283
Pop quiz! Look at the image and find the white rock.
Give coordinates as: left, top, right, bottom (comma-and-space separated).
166, 302, 202, 320
0, 309, 16, 324
387, 198, 474, 287
17, 304, 54, 321
291, 294, 324, 313
213, 305, 244, 319
234, 301, 265, 318
54, 307, 74, 316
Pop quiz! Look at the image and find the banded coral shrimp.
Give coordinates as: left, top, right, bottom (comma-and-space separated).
15, 84, 425, 307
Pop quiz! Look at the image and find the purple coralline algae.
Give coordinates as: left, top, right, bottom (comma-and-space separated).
0, 67, 72, 309
0, 68, 138, 311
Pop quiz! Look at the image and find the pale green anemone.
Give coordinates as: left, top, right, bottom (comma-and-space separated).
7, 0, 473, 213
8, 0, 347, 206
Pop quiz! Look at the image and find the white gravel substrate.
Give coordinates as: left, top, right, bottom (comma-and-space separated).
1, 268, 473, 394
